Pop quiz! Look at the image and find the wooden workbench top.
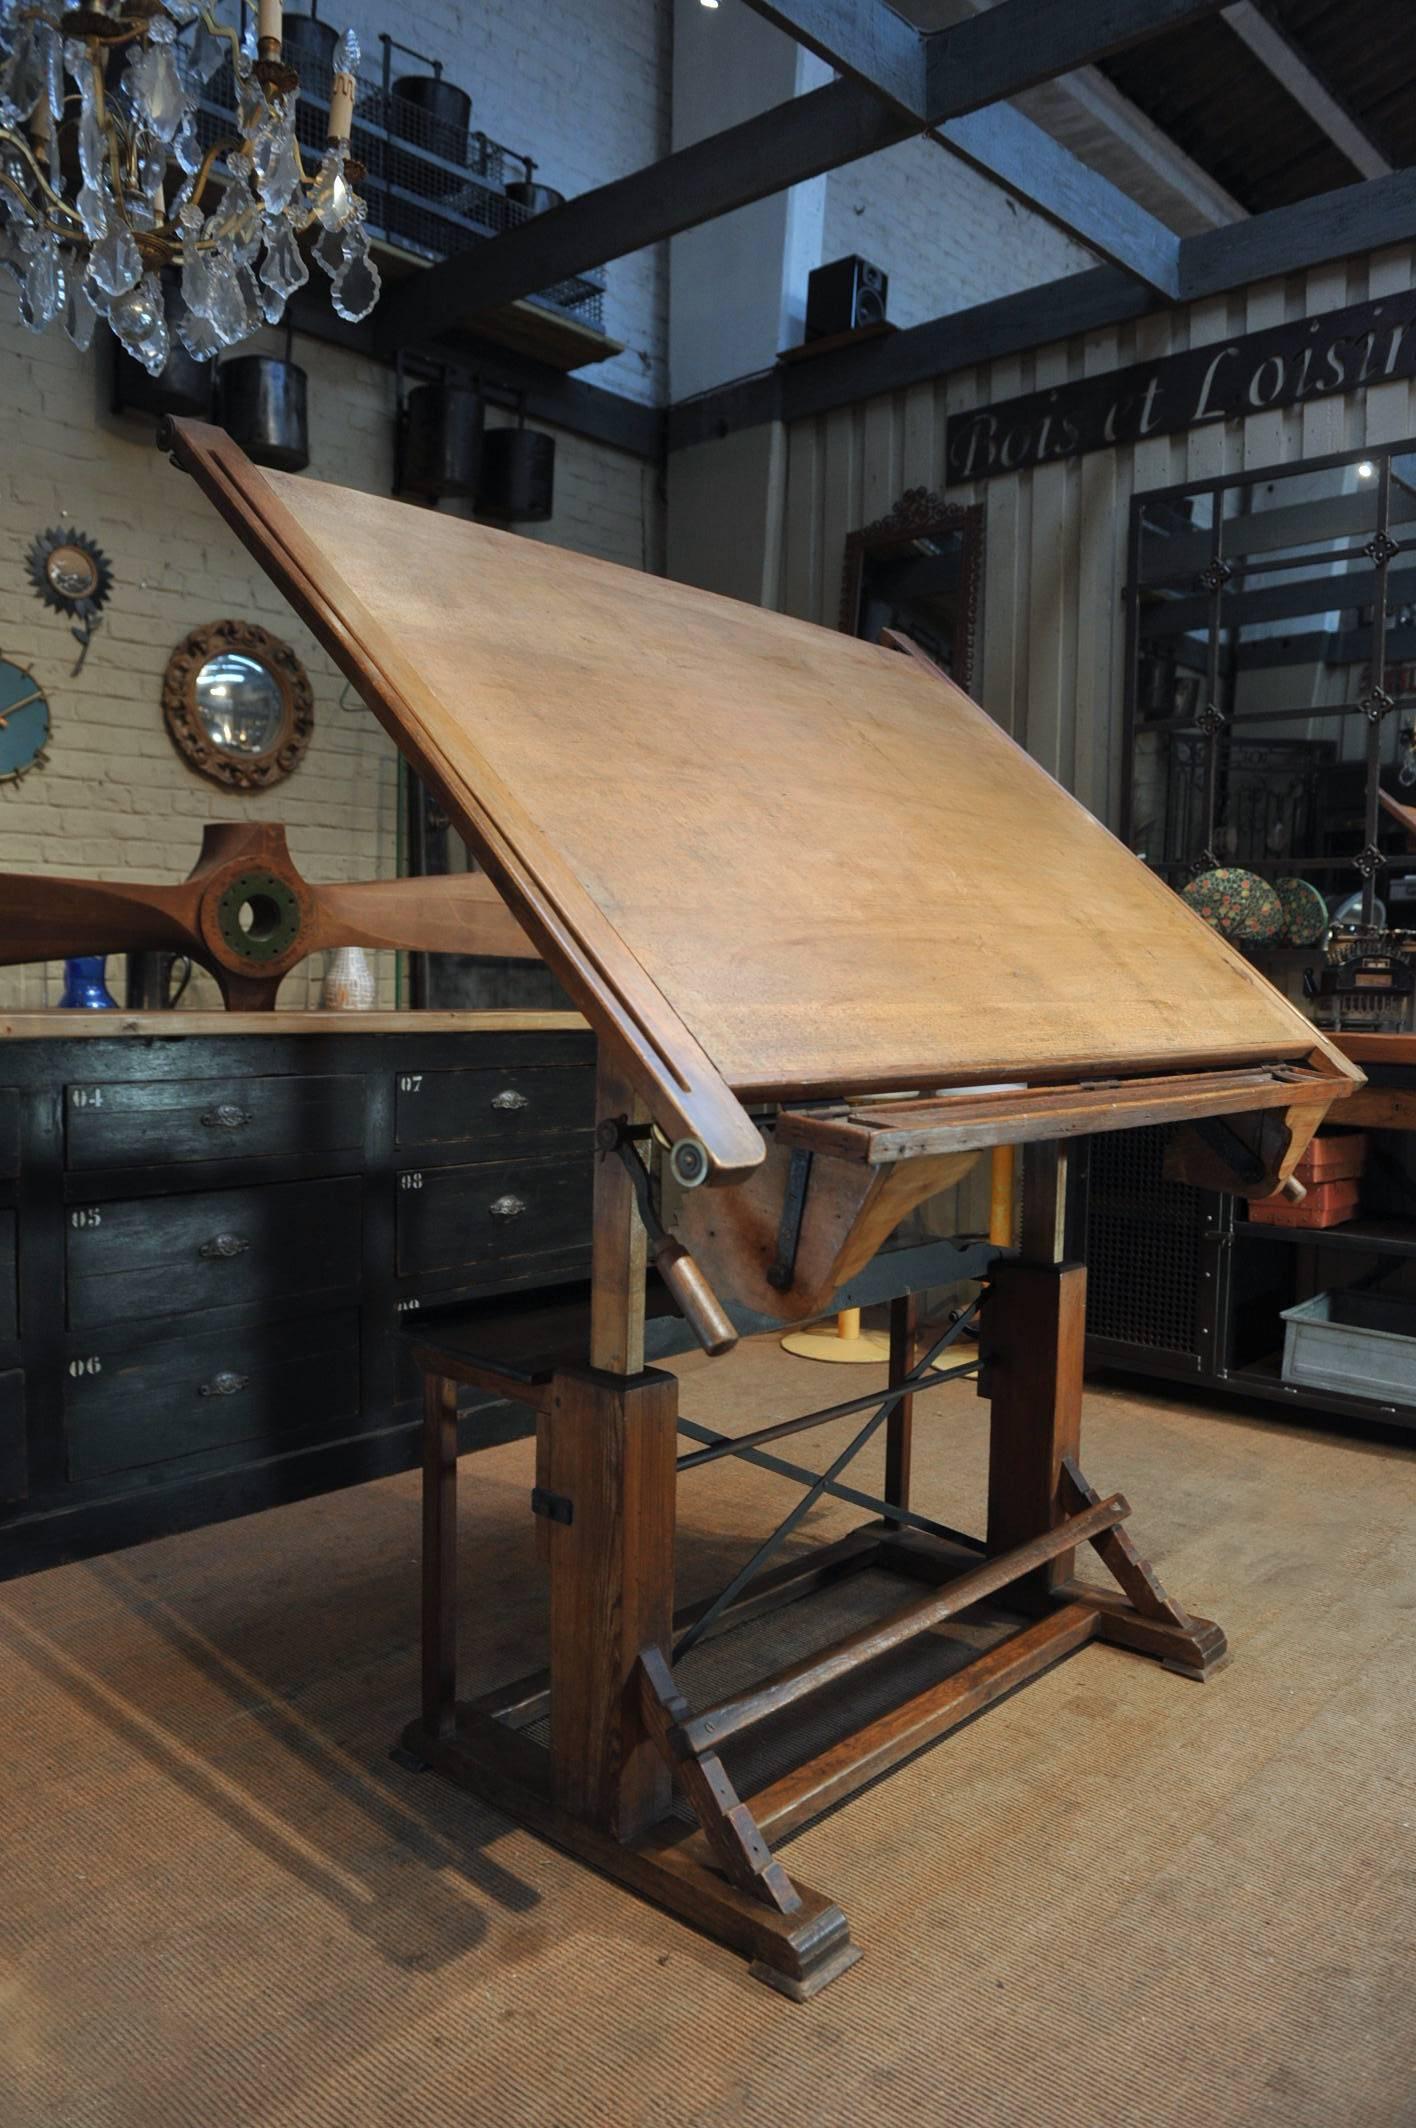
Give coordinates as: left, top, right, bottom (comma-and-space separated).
0, 1009, 590, 1040
1334, 1034, 1416, 1065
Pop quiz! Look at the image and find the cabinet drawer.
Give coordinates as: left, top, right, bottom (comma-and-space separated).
0, 1210, 14, 1343
0, 1088, 16, 1180
67, 1176, 362, 1330
64, 1312, 360, 1479
397, 1154, 592, 1279
0, 1368, 24, 1503
395, 1064, 591, 1158
65, 1074, 366, 1170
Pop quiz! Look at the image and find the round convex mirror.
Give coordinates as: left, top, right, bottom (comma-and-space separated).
46, 543, 102, 601
163, 621, 314, 790
194, 652, 286, 754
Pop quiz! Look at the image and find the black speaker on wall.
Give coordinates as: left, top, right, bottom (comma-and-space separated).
804, 254, 888, 341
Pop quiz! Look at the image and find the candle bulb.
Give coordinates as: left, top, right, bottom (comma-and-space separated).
327, 27, 359, 143
327, 68, 356, 143
257, 0, 282, 53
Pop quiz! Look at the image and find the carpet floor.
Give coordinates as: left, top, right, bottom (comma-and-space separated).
1, 1340, 1414, 2128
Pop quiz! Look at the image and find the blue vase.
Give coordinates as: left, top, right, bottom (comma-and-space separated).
59, 956, 118, 1009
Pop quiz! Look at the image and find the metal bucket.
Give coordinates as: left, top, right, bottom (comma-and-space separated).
282, 11, 338, 76
217, 355, 310, 472
505, 179, 564, 216
401, 383, 485, 499
390, 72, 472, 175
478, 428, 556, 522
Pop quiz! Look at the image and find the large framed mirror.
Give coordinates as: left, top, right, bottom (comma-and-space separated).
163, 619, 314, 790
839, 487, 984, 691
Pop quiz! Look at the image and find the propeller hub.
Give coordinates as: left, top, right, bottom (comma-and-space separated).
212, 870, 304, 967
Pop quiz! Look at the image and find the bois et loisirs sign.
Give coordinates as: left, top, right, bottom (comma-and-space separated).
944, 291, 1416, 486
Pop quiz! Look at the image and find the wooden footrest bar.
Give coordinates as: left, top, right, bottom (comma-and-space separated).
679, 1491, 1129, 1755
749, 1602, 1099, 1843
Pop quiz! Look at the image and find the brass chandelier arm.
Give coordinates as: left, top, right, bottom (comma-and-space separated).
0, 160, 82, 232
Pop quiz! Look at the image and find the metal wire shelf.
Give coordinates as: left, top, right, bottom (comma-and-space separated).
194, 59, 607, 333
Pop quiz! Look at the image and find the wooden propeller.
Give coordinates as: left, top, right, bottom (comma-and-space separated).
0, 822, 536, 1008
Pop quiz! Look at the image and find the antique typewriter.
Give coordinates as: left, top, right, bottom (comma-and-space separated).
1307, 924, 1416, 1033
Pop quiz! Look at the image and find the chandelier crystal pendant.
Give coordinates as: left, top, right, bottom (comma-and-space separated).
0, 0, 380, 372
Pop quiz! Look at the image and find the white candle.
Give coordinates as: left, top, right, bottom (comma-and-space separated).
257, 0, 281, 48
328, 69, 356, 142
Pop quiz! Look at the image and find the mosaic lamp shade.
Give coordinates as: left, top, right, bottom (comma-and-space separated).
1180, 867, 1285, 945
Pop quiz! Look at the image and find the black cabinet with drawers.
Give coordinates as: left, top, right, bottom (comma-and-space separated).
0, 1014, 595, 1578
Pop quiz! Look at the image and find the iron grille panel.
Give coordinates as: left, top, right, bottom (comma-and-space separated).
1085, 1126, 1208, 1357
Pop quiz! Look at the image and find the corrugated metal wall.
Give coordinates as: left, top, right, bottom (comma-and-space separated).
776, 244, 1416, 832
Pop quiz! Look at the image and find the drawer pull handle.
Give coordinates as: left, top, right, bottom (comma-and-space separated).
201, 1103, 253, 1132
488, 1194, 526, 1220
491, 1089, 530, 1112
199, 1232, 251, 1261
200, 1371, 249, 1399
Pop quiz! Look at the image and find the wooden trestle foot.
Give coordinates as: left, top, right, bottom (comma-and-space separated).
396, 1704, 860, 2001
1054, 1456, 1230, 1681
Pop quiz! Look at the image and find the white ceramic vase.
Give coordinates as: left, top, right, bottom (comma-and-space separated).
321, 945, 376, 1011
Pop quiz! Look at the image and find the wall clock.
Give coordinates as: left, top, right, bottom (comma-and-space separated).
0, 660, 51, 786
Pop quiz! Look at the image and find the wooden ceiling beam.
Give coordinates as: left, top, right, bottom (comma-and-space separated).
1220, 2, 1392, 182
377, 75, 908, 353
924, 0, 1234, 123
379, 0, 1233, 351
740, 0, 926, 117
934, 104, 1181, 296
667, 167, 1416, 451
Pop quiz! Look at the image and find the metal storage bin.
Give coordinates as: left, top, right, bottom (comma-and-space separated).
1280, 1289, 1416, 1402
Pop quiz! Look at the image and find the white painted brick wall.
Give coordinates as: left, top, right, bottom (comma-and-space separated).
823, 137, 1099, 332
0, 305, 661, 1012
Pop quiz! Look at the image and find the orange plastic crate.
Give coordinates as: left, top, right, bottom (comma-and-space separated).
1296, 1133, 1367, 1185
1248, 1178, 1360, 1229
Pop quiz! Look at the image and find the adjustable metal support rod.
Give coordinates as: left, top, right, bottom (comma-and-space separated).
673, 1300, 981, 1663
676, 1355, 978, 1472
676, 1414, 986, 1554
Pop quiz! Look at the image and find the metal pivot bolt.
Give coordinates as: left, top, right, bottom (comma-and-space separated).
669, 1137, 709, 1189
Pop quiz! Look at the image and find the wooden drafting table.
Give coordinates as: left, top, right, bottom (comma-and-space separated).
165, 418, 1361, 1998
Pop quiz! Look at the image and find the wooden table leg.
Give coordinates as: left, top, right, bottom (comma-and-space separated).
545, 1050, 676, 1841
884, 1293, 916, 1527
985, 1257, 1086, 1606
986, 1142, 1226, 1677
547, 1363, 678, 1839
422, 1370, 459, 1739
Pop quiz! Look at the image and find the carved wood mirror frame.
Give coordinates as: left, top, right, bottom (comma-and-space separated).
162, 618, 314, 791
839, 487, 984, 694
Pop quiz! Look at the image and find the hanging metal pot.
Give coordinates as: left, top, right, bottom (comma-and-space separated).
477, 428, 556, 523
217, 355, 310, 473
400, 383, 485, 500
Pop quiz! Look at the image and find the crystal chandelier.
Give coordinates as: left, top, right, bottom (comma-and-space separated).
0, 0, 381, 373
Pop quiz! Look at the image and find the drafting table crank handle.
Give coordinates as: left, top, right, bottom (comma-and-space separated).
596, 1124, 738, 1358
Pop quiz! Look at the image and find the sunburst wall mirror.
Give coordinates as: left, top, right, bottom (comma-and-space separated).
26, 527, 114, 673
